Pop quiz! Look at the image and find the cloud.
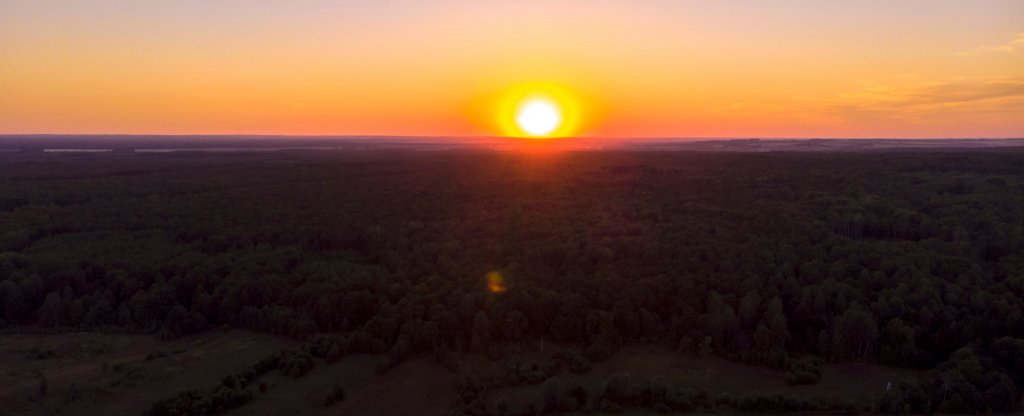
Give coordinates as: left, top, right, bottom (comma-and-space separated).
804, 77, 1024, 122
989, 32, 1024, 53
956, 32, 1024, 56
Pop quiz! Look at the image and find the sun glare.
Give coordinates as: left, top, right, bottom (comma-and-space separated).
496, 83, 582, 139
515, 99, 562, 137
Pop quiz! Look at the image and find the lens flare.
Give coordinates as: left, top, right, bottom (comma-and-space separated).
486, 271, 507, 293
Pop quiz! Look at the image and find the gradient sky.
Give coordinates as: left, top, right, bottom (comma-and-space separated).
1, 0, 1022, 138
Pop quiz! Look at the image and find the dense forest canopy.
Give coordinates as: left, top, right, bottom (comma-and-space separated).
1, 149, 1024, 413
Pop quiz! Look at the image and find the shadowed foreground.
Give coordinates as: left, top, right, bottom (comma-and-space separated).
1, 149, 1023, 414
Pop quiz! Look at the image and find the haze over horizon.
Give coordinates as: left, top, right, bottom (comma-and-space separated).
2, 0, 1023, 138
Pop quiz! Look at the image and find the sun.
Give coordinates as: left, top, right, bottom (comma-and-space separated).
495, 83, 582, 139
516, 99, 562, 137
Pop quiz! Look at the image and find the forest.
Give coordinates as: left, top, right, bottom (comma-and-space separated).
1, 148, 1023, 414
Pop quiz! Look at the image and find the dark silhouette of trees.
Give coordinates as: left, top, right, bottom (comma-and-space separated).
38, 292, 64, 327
0, 280, 26, 324
832, 306, 879, 360
1, 150, 1024, 413
542, 377, 565, 413
879, 318, 918, 365
471, 311, 491, 353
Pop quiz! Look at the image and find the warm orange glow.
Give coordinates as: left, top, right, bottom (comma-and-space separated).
496, 83, 583, 139
516, 99, 561, 137
0, 2, 1020, 138
486, 271, 507, 293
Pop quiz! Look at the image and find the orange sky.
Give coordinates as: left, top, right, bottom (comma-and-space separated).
1, 1, 1022, 138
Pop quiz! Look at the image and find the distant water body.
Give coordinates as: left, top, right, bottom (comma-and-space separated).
134, 147, 348, 153
43, 148, 113, 153
11, 146, 459, 154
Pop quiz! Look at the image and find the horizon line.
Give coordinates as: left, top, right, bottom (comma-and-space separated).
1, 134, 1023, 141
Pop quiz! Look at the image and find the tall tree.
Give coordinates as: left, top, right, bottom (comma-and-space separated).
832, 305, 879, 360
471, 311, 491, 353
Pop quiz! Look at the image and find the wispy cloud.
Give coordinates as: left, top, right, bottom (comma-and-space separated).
801, 77, 1024, 123
956, 32, 1024, 56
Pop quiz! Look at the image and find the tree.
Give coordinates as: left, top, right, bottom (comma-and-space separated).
38, 292, 65, 327
832, 306, 879, 360
648, 376, 670, 404
550, 313, 585, 343
738, 292, 762, 328
324, 383, 346, 407
878, 318, 917, 365
389, 336, 411, 361
38, 373, 48, 396
698, 336, 714, 358
503, 310, 529, 341
764, 297, 789, 352
84, 299, 115, 327
471, 311, 491, 352
753, 323, 774, 351
542, 377, 565, 413
164, 305, 209, 337
601, 373, 632, 405
708, 305, 740, 350
992, 337, 1024, 383
567, 383, 590, 410
325, 342, 343, 363
612, 302, 641, 340
0, 280, 26, 323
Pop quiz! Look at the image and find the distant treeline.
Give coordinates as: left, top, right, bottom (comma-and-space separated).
1, 150, 1023, 413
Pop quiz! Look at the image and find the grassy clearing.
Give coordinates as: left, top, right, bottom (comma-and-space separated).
481, 345, 921, 413
0, 329, 293, 416
1, 333, 919, 416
